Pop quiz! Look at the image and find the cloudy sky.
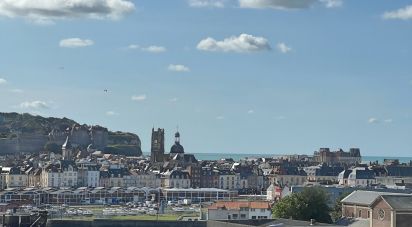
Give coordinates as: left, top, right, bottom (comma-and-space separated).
0, 0, 411, 156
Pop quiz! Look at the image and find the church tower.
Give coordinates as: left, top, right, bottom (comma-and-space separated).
62, 136, 73, 160
150, 128, 165, 163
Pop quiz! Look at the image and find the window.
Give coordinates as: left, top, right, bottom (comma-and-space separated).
250, 208, 255, 211
358, 210, 362, 218
260, 209, 266, 212
367, 211, 370, 218
252, 216, 256, 219
232, 214, 238, 219
240, 214, 246, 219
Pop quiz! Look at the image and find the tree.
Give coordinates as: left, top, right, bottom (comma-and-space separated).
273, 187, 332, 224
44, 142, 61, 154
331, 192, 351, 222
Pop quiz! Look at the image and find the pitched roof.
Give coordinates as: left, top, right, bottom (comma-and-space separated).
341, 190, 411, 206
380, 195, 412, 210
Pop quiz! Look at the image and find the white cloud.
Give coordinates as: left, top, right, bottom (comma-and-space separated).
168, 64, 190, 72
319, 0, 342, 8
170, 97, 179, 102
10, 89, 23, 93
197, 33, 271, 53
368, 118, 379, 124
60, 38, 94, 48
127, 44, 166, 53
276, 42, 292, 53
0, 0, 135, 24
383, 5, 412, 20
216, 116, 225, 120
128, 44, 139, 49
20, 100, 49, 109
368, 117, 393, 124
239, 0, 316, 10
131, 94, 147, 101
141, 45, 167, 53
188, 0, 225, 8
247, 109, 255, 114
106, 111, 118, 116
0, 78, 7, 85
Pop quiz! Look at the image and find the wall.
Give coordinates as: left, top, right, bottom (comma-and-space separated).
371, 199, 391, 227
47, 220, 207, 227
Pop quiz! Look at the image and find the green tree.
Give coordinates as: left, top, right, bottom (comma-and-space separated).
44, 142, 61, 154
273, 187, 332, 224
331, 192, 351, 222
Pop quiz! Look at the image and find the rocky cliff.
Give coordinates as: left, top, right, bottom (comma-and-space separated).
0, 112, 142, 156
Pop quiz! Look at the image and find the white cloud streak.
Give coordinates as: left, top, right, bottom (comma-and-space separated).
60, 38, 94, 48
239, 0, 316, 10
239, 0, 342, 10
0, 78, 7, 85
0, 0, 135, 24
383, 5, 412, 20
197, 33, 271, 53
276, 42, 292, 53
368, 118, 379, 124
368, 117, 393, 124
168, 64, 190, 72
319, 0, 342, 8
127, 45, 166, 53
20, 100, 49, 109
188, 0, 225, 8
106, 111, 118, 116
131, 94, 147, 101
10, 89, 23, 93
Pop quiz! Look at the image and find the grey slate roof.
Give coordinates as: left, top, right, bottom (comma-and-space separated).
341, 190, 411, 206
381, 195, 412, 210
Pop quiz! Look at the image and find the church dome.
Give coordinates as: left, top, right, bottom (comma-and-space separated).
170, 142, 184, 154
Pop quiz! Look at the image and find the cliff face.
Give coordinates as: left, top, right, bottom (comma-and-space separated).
0, 113, 142, 156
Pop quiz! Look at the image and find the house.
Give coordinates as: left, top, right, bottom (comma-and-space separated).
41, 161, 78, 188
207, 201, 272, 220
218, 170, 239, 190
77, 163, 100, 187
341, 190, 412, 221
2, 167, 28, 188
370, 194, 412, 227
304, 164, 343, 183
267, 166, 307, 187
161, 168, 191, 188
338, 167, 376, 186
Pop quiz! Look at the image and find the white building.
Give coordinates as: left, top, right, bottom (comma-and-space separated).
339, 167, 376, 187
1, 167, 28, 188
161, 169, 191, 189
77, 161, 100, 187
124, 171, 161, 188
218, 171, 240, 190
208, 201, 272, 220
41, 161, 78, 188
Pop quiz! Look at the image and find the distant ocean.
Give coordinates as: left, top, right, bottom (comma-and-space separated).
142, 152, 412, 164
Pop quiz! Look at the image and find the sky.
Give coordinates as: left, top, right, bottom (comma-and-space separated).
0, 0, 411, 156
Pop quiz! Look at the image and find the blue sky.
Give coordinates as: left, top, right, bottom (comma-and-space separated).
0, 0, 411, 156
